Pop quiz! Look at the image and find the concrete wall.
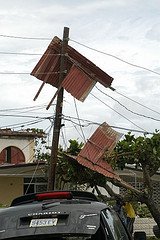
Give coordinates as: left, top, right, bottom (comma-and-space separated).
0, 176, 23, 206
134, 218, 156, 236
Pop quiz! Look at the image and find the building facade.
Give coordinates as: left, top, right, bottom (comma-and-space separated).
0, 129, 47, 205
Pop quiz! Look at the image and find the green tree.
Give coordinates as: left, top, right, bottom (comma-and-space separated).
37, 132, 160, 229
53, 132, 160, 230
112, 131, 160, 229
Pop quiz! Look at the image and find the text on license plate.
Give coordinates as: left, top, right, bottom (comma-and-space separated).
30, 218, 58, 227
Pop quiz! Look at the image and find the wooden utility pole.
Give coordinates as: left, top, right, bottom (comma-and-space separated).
47, 27, 69, 190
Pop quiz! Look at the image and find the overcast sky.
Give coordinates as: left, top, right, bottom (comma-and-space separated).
0, 0, 159, 147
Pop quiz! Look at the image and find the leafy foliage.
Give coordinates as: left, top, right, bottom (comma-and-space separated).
56, 139, 106, 189
136, 204, 152, 218
37, 131, 160, 228
115, 131, 160, 176
67, 139, 84, 155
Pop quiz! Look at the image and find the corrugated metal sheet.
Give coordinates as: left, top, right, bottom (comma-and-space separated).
77, 155, 117, 179
76, 122, 122, 179
31, 36, 113, 102
61, 65, 96, 102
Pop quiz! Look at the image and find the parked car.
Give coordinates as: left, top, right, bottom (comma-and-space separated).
0, 191, 146, 240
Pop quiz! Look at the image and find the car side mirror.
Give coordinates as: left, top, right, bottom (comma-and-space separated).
134, 231, 146, 240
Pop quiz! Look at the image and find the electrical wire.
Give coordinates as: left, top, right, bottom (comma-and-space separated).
0, 104, 55, 118
95, 86, 160, 121
70, 121, 85, 139
24, 161, 40, 194
0, 103, 50, 112
67, 54, 160, 121
73, 98, 87, 143
0, 34, 51, 40
0, 71, 62, 75
70, 38, 160, 76
6, 128, 48, 163
5, 139, 35, 165
60, 126, 68, 150
87, 93, 148, 133
0, 110, 53, 129
0, 51, 42, 56
0, 33, 159, 76
0, 34, 158, 136
0, 51, 61, 56
22, 121, 53, 193
0, 113, 52, 119
62, 115, 153, 134
15, 108, 51, 115
0, 118, 46, 129
115, 90, 160, 116
0, 122, 49, 181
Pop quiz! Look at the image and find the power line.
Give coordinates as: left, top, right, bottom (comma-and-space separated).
60, 127, 68, 150
95, 86, 160, 121
0, 111, 53, 129
0, 51, 62, 56
0, 118, 46, 129
0, 113, 52, 119
0, 71, 62, 75
15, 108, 51, 115
0, 103, 47, 112
73, 98, 87, 144
115, 90, 160, 116
62, 114, 153, 135
0, 34, 51, 40
0, 33, 159, 76
0, 51, 42, 56
90, 93, 148, 133
70, 38, 160, 77
24, 161, 40, 195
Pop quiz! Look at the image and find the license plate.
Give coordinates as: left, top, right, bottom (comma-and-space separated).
29, 218, 58, 227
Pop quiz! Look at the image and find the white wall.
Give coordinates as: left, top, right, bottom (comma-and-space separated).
0, 137, 35, 163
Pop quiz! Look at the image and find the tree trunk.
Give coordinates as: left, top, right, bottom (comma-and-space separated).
145, 198, 160, 230
97, 180, 160, 230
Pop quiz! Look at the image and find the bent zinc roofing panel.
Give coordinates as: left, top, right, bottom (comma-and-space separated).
77, 155, 117, 179
61, 65, 96, 101
31, 36, 113, 102
76, 122, 122, 179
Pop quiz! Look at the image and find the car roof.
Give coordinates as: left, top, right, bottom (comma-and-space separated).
5, 190, 109, 217
11, 190, 99, 206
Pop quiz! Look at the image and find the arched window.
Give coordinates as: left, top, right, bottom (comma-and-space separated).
0, 146, 25, 164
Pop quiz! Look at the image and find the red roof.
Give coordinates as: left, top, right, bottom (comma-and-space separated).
76, 122, 122, 179
31, 36, 113, 102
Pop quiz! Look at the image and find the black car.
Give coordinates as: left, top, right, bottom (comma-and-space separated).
0, 191, 146, 240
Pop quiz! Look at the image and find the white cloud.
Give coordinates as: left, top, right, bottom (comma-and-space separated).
146, 23, 160, 42
0, 0, 159, 145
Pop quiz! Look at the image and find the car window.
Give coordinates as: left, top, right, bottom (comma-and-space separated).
6, 236, 96, 240
101, 209, 130, 240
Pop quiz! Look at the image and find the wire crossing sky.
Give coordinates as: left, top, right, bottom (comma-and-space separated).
0, 0, 159, 145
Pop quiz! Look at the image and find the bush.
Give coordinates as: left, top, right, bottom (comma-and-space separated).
136, 203, 152, 218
